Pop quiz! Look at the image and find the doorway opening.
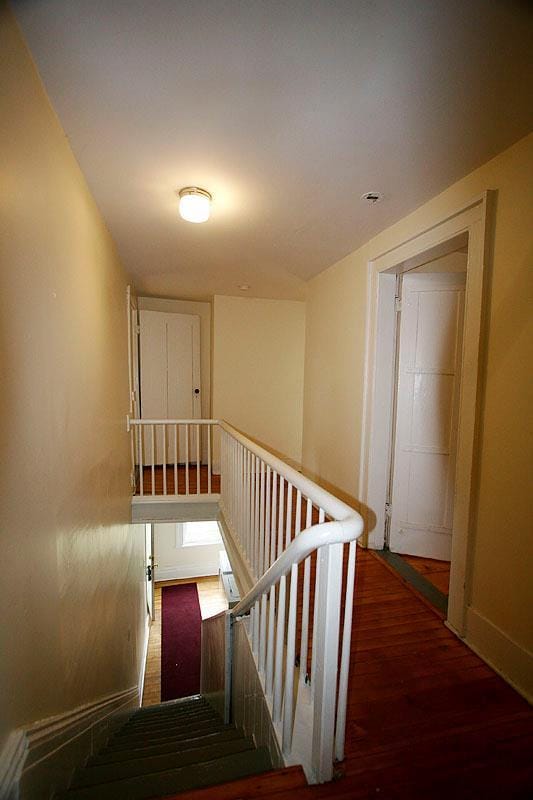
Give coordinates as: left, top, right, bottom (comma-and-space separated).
142, 519, 230, 707
376, 240, 467, 612
361, 193, 491, 633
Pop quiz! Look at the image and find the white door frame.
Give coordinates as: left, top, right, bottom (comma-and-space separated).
359, 191, 493, 635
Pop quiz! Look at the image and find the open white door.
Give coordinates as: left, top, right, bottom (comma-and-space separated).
139, 310, 201, 462
389, 272, 465, 560
145, 523, 155, 620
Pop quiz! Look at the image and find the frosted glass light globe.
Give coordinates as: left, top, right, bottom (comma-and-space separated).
178, 188, 211, 223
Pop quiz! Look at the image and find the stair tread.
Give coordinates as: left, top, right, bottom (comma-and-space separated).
128, 703, 210, 722
118, 710, 218, 734
89, 728, 244, 765
72, 737, 255, 788
58, 747, 273, 800
106, 719, 228, 748
159, 766, 308, 800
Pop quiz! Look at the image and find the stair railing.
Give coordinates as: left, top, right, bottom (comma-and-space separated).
127, 418, 218, 499
127, 416, 364, 782
219, 421, 364, 783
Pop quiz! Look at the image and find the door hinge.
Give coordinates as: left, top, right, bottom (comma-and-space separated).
385, 502, 392, 518
136, 324, 141, 335
394, 297, 402, 313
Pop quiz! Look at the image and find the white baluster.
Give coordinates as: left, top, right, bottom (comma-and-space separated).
259, 461, 265, 575
310, 508, 325, 684
273, 575, 286, 722
266, 582, 276, 700
207, 424, 212, 494
259, 591, 267, 676
270, 470, 278, 566
173, 424, 178, 496
335, 539, 357, 762
196, 423, 201, 495
299, 499, 313, 685
283, 561, 298, 755
185, 423, 190, 495
162, 425, 167, 496
138, 425, 143, 497
151, 424, 155, 496
265, 465, 271, 570
277, 478, 285, 558
254, 456, 260, 576
250, 454, 256, 570
285, 482, 293, 548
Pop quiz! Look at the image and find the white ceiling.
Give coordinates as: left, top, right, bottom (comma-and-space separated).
13, 0, 533, 300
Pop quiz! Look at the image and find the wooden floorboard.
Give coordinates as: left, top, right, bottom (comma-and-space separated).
153, 546, 533, 798
399, 553, 451, 594
136, 464, 220, 496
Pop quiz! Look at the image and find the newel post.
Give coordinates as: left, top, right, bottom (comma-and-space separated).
311, 542, 343, 782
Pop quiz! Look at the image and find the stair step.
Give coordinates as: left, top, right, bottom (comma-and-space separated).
88, 728, 244, 766
71, 737, 255, 788
106, 719, 227, 749
103, 723, 235, 755
130, 697, 206, 718
116, 709, 218, 735
160, 765, 308, 800
59, 747, 273, 799
127, 704, 214, 722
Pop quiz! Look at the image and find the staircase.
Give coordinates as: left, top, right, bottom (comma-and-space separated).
57, 696, 275, 799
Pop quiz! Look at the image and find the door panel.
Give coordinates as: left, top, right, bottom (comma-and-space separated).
389, 273, 465, 560
139, 310, 201, 463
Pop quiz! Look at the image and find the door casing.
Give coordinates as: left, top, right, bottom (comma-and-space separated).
359, 192, 493, 635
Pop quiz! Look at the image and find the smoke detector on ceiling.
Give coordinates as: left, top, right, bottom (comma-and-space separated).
361, 191, 383, 204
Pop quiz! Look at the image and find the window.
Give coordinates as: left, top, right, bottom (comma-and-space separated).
176, 521, 222, 548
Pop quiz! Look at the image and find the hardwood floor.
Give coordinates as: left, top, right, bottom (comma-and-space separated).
142, 576, 228, 707
162, 547, 533, 799
398, 553, 451, 595
136, 464, 220, 496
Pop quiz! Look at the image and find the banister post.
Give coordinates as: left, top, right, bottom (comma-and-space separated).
311, 542, 343, 783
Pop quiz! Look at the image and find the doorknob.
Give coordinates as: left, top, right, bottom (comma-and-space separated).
194, 388, 200, 394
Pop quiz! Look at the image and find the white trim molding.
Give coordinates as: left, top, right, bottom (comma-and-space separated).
156, 562, 219, 582
359, 192, 494, 637
0, 687, 139, 800
0, 729, 26, 800
459, 608, 533, 703
138, 612, 151, 705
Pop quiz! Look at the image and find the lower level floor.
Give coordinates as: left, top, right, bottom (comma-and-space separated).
142, 576, 228, 707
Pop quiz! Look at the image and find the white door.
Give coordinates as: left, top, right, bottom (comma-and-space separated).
389, 272, 465, 560
139, 311, 201, 463
145, 523, 155, 620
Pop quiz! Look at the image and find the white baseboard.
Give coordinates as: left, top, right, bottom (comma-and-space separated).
138, 612, 151, 705
156, 562, 219, 581
0, 729, 26, 800
0, 686, 139, 800
449, 606, 533, 703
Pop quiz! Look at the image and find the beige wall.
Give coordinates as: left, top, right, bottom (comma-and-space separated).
0, 6, 146, 751
213, 295, 306, 465
302, 133, 533, 695
138, 297, 212, 418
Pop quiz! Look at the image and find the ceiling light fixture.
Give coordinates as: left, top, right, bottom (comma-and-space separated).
178, 187, 212, 223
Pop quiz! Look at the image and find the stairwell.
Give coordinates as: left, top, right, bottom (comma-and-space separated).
56, 696, 284, 799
